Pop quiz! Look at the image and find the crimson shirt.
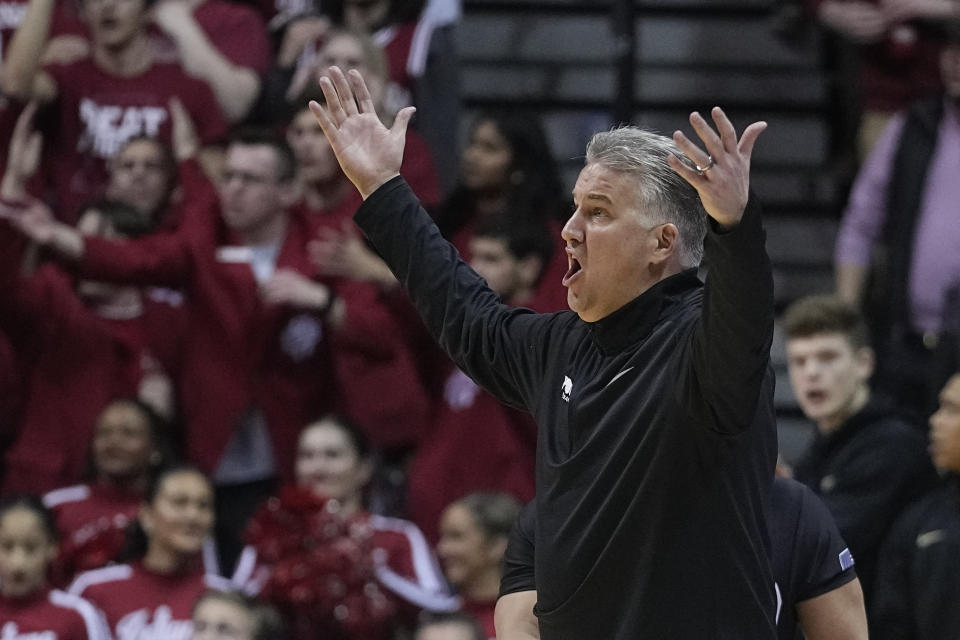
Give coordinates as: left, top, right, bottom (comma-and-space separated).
68, 562, 231, 640
0, 588, 110, 640
42, 59, 228, 221
44, 483, 143, 545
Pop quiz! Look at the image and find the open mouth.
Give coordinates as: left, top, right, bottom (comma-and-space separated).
805, 390, 827, 404
563, 257, 582, 286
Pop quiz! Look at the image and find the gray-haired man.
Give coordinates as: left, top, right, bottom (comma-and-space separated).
311, 67, 774, 639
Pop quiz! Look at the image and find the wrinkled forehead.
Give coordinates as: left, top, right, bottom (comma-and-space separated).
572, 163, 640, 207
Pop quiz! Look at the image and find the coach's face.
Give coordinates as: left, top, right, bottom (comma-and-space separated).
562, 163, 675, 322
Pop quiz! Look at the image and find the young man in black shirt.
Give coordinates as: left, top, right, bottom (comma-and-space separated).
785, 295, 939, 599
310, 67, 775, 639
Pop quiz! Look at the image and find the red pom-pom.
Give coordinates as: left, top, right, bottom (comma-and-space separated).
245, 486, 399, 638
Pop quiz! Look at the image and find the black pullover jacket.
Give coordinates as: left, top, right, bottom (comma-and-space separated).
356, 177, 778, 639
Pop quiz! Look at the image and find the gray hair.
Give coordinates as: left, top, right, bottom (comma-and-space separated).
585, 126, 708, 267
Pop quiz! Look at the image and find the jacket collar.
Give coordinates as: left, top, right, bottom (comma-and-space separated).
587, 268, 701, 355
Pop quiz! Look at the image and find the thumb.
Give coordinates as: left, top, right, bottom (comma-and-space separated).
390, 106, 416, 138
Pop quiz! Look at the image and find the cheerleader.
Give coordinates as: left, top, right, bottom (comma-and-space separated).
43, 398, 171, 582
0, 495, 110, 639
246, 414, 456, 639
69, 466, 254, 640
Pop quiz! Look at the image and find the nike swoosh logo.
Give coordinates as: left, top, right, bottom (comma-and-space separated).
605, 366, 635, 389
916, 529, 946, 548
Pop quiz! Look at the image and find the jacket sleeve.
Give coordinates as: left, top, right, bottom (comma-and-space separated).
690, 195, 775, 434
500, 501, 536, 596
0, 221, 96, 335
354, 176, 551, 410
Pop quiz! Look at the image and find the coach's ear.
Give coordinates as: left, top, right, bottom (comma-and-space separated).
650, 223, 679, 264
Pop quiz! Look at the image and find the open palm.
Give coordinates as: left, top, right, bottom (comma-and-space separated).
308, 67, 415, 199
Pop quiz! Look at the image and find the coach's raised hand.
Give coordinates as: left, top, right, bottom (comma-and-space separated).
308, 67, 416, 200
666, 107, 766, 229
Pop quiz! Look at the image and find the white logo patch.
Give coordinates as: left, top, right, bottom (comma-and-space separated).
561, 376, 573, 402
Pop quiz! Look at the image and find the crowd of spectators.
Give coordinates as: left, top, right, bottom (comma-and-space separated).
0, 0, 958, 638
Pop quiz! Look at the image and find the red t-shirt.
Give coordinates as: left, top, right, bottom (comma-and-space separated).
0, 588, 109, 640
69, 563, 229, 640
151, 0, 272, 74
42, 59, 228, 221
